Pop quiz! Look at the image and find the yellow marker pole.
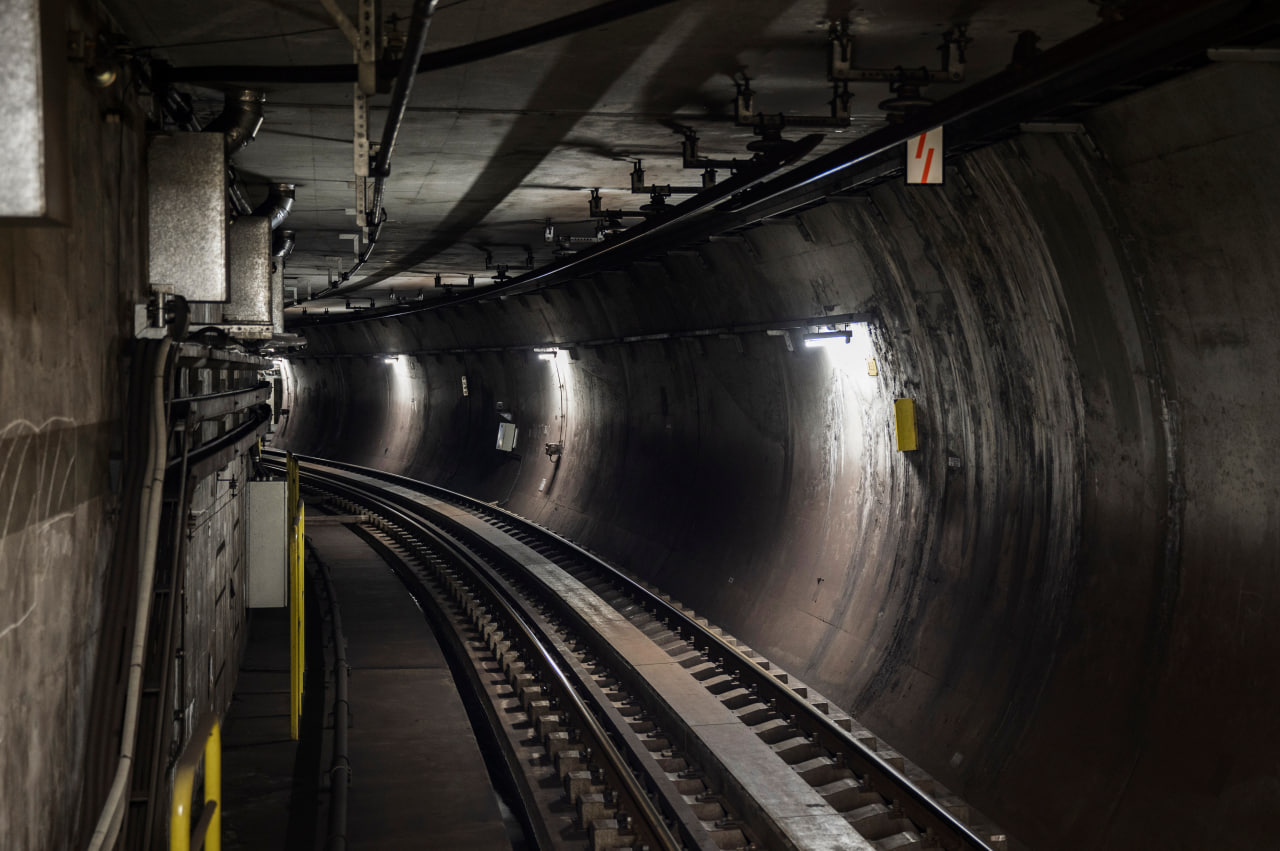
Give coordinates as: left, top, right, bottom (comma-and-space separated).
286, 452, 306, 740
205, 721, 221, 851
290, 501, 305, 740
170, 716, 221, 851
894, 398, 919, 452
286, 453, 301, 739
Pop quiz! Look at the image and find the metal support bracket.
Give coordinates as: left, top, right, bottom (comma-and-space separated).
733, 73, 852, 129
628, 160, 705, 196
354, 176, 370, 229
828, 20, 968, 83
353, 87, 370, 178
356, 0, 381, 96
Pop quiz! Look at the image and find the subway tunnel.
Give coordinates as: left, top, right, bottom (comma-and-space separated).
3, 1, 1279, 849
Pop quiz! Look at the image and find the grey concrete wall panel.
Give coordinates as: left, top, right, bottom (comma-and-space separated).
0, 0, 68, 222
183, 458, 251, 727
277, 61, 1280, 851
247, 480, 287, 608
224, 216, 272, 326
147, 133, 226, 300
271, 263, 284, 334
0, 8, 147, 843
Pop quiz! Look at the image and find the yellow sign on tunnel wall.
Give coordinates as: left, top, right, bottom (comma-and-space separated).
894, 398, 919, 452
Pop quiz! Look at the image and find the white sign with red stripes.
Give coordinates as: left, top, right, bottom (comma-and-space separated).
906, 127, 943, 184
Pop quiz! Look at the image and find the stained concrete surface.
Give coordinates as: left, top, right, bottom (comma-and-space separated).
0, 0, 148, 845
221, 609, 299, 851
106, 0, 1097, 313
306, 523, 513, 850
278, 59, 1280, 850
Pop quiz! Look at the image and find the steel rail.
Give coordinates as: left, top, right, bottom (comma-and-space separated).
267, 460, 686, 851
267, 449, 995, 850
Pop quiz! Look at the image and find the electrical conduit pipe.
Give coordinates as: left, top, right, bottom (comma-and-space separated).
85, 337, 173, 851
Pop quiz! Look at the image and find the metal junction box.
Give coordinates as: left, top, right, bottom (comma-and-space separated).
497, 422, 518, 452
223, 216, 277, 337
247, 480, 287, 608
148, 132, 227, 300
0, 0, 69, 222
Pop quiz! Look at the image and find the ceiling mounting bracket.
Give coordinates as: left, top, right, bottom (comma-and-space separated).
356, 0, 382, 96
827, 19, 969, 84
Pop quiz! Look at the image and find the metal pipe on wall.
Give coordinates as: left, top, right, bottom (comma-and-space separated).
309, 0, 437, 299
85, 337, 173, 851
251, 183, 296, 230
203, 88, 266, 156
366, 0, 439, 218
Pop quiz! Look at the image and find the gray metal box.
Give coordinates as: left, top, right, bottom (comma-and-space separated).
148, 133, 227, 300
247, 480, 288, 608
224, 216, 273, 326
497, 422, 518, 452
0, 0, 69, 222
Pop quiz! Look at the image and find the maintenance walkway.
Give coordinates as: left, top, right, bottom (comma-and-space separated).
220, 518, 518, 850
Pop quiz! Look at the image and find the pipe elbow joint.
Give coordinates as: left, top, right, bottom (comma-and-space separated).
205, 88, 266, 157
253, 182, 296, 230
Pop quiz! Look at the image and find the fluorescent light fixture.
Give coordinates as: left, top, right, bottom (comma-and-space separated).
537, 353, 556, 361
383, 356, 398, 363
803, 331, 852, 348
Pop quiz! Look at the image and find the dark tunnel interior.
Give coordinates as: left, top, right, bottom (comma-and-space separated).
274, 62, 1280, 849
3, 1, 1279, 848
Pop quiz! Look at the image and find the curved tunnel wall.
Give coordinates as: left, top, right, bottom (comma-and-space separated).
277, 63, 1280, 850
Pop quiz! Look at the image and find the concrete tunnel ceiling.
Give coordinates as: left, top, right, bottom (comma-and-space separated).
114, 1, 1280, 850
111, 0, 1098, 314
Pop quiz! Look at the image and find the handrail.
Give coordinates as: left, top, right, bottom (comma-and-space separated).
170, 714, 221, 851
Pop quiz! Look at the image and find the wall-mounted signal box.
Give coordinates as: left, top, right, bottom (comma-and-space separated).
247, 480, 288, 607
496, 422, 518, 452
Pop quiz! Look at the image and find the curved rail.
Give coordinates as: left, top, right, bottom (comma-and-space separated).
268, 449, 996, 851
271, 458, 686, 851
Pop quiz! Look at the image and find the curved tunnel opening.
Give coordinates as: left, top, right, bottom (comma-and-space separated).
273, 57, 1280, 850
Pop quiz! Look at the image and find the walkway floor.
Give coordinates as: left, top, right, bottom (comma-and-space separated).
220, 520, 513, 850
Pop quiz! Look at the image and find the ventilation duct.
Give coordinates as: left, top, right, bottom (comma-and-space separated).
272, 229, 296, 259
204, 88, 266, 156
252, 182, 295, 230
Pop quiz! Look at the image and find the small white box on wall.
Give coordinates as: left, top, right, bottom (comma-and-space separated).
247, 480, 288, 607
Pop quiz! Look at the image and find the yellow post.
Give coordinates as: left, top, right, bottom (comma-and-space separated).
894, 398, 919, 452
205, 721, 221, 851
286, 453, 305, 740
170, 716, 221, 851
290, 501, 305, 739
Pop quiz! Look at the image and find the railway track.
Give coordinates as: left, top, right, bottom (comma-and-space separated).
263, 451, 1010, 851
